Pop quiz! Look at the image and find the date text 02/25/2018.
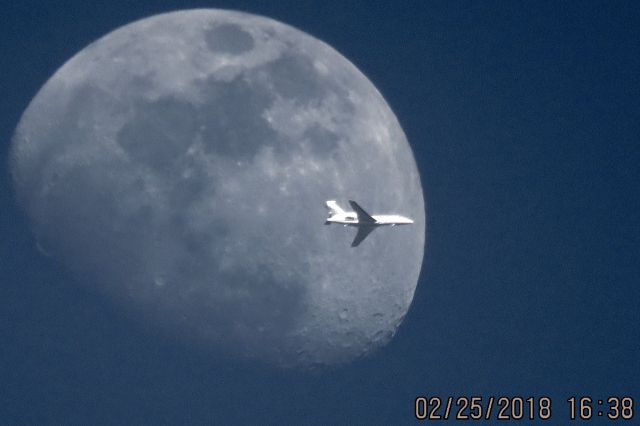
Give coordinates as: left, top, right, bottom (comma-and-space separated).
415, 396, 634, 421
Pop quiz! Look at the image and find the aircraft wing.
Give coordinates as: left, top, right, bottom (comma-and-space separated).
348, 200, 376, 223
351, 226, 376, 247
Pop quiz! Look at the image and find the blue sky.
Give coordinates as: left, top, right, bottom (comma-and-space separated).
2, 1, 639, 424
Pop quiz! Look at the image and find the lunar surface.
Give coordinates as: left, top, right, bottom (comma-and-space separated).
11, 9, 425, 367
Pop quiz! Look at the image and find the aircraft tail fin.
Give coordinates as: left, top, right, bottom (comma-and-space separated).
325, 200, 345, 216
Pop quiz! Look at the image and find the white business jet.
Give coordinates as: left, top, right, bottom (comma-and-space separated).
325, 200, 414, 247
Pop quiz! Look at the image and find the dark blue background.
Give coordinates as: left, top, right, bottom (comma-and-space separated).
2, 1, 638, 424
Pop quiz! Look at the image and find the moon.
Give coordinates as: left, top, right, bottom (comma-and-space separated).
10, 9, 425, 367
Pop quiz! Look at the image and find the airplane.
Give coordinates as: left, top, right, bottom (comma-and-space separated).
325, 200, 414, 247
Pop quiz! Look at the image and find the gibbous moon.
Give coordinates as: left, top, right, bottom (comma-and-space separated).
11, 9, 425, 367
